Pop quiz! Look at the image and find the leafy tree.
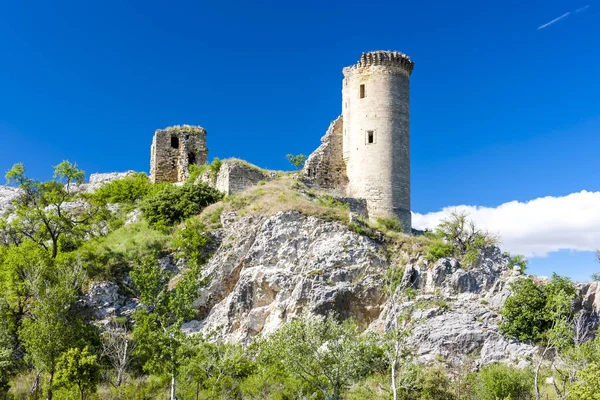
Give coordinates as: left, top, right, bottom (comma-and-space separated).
19, 259, 89, 400
141, 182, 223, 228
429, 211, 498, 267
500, 274, 576, 343
475, 363, 533, 400
131, 255, 200, 400
5, 161, 101, 258
571, 362, 600, 399
180, 340, 255, 399
257, 314, 384, 400
54, 346, 100, 400
286, 154, 307, 169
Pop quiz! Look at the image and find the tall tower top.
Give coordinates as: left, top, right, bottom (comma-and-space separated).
343, 50, 414, 76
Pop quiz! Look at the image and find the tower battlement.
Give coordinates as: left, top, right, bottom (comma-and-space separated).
343, 51, 414, 76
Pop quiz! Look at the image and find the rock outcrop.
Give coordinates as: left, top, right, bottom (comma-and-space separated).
178, 210, 590, 368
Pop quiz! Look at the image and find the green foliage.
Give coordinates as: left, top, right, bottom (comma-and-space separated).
424, 239, 455, 262
384, 265, 405, 295
505, 252, 529, 273
427, 211, 498, 267
73, 221, 169, 279
570, 362, 600, 399
171, 216, 212, 270
286, 153, 307, 169
187, 163, 209, 183
257, 314, 384, 400
54, 346, 100, 400
500, 275, 576, 343
131, 255, 200, 392
179, 340, 255, 399
475, 363, 533, 400
141, 182, 223, 228
209, 157, 222, 180
91, 172, 153, 205
376, 217, 403, 232
4, 161, 100, 258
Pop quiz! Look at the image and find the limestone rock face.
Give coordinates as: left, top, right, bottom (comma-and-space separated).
183, 211, 574, 367
187, 211, 387, 344
0, 186, 21, 216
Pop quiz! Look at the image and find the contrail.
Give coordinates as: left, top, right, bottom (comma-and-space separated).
538, 12, 571, 30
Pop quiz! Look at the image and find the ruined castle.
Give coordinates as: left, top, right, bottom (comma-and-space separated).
150, 50, 414, 232
305, 51, 414, 232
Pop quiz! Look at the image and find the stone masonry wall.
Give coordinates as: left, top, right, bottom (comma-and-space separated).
200, 159, 273, 195
150, 125, 208, 184
302, 116, 348, 192
342, 51, 413, 232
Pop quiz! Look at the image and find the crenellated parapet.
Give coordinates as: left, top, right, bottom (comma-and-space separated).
343, 50, 414, 76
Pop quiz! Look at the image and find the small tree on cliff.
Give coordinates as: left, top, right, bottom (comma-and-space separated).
131, 256, 199, 400
286, 154, 307, 170
5, 161, 103, 258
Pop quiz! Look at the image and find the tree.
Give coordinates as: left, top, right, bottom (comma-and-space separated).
131, 256, 199, 400
5, 161, 99, 258
429, 211, 498, 267
101, 321, 136, 387
0, 317, 15, 399
286, 154, 307, 170
19, 260, 88, 400
257, 314, 383, 400
54, 346, 100, 400
500, 274, 576, 343
383, 266, 416, 400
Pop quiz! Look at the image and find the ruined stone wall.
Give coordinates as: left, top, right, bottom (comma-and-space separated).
342, 51, 413, 232
302, 116, 348, 192
200, 159, 273, 195
150, 125, 208, 183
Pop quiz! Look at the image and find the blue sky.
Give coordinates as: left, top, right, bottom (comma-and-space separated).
0, 0, 598, 280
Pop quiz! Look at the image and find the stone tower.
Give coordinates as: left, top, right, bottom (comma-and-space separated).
150, 125, 208, 184
342, 51, 414, 232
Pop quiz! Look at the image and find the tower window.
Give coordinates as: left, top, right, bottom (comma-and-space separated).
366, 131, 375, 144
359, 84, 365, 98
170, 136, 179, 149
188, 152, 196, 164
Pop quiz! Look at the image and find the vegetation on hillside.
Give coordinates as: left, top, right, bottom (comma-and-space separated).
0, 161, 598, 399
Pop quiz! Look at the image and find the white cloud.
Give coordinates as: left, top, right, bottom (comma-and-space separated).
412, 191, 600, 258
538, 12, 571, 30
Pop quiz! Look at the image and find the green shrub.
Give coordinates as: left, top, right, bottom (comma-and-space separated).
425, 239, 456, 262
209, 157, 222, 180
91, 172, 153, 205
500, 274, 576, 343
187, 163, 209, 183
171, 216, 212, 269
505, 252, 529, 273
141, 182, 223, 228
376, 217, 403, 232
475, 363, 533, 400
72, 221, 169, 279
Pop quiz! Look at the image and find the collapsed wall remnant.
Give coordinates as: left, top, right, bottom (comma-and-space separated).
199, 159, 275, 195
303, 116, 348, 193
150, 125, 208, 183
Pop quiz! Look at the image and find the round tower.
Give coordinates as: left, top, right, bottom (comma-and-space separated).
342, 51, 414, 232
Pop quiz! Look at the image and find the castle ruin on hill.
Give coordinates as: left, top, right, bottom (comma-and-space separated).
149, 50, 414, 232
149, 125, 208, 184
